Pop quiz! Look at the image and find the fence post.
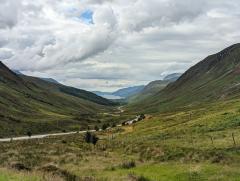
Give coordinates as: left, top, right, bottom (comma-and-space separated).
232, 133, 236, 147
210, 136, 214, 147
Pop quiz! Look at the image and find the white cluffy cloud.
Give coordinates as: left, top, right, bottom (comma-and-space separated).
0, 0, 240, 91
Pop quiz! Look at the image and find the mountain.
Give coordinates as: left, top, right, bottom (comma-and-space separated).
39, 78, 60, 84
0, 61, 115, 137
129, 74, 181, 103
12, 70, 23, 75
163, 73, 182, 81
128, 43, 240, 113
94, 85, 145, 99
113, 85, 145, 98
13, 70, 60, 84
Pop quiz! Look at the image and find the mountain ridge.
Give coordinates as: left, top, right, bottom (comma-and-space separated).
128, 43, 240, 113
0, 61, 115, 136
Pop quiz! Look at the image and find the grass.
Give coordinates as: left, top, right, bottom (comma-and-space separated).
0, 63, 119, 137
1, 99, 240, 180
0, 168, 62, 181
98, 163, 240, 181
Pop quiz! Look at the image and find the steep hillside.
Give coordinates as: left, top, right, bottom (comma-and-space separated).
128, 43, 240, 113
129, 80, 171, 103
163, 73, 182, 81
20, 75, 114, 106
129, 74, 181, 103
0, 62, 115, 137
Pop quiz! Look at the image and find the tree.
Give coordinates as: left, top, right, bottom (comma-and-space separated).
84, 131, 92, 143
27, 131, 32, 138
102, 123, 110, 130
84, 131, 99, 145
94, 125, 99, 131
91, 134, 99, 145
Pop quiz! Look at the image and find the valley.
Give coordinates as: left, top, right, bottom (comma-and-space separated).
1, 44, 240, 180
1, 98, 240, 180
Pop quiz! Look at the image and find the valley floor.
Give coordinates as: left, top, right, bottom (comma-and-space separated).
1, 99, 240, 180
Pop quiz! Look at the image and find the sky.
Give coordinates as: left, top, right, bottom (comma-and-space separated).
0, 0, 240, 91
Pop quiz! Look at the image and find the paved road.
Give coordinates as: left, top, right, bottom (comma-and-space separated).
0, 130, 96, 142
0, 107, 141, 143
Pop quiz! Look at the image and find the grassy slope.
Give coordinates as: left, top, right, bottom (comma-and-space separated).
129, 80, 171, 103
2, 44, 240, 180
0, 168, 62, 181
0, 62, 116, 137
1, 98, 240, 180
128, 43, 240, 114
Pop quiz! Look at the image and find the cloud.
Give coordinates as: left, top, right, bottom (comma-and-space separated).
1, 0, 240, 91
0, 0, 21, 29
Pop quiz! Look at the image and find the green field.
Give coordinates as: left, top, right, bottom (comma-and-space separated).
1, 98, 240, 180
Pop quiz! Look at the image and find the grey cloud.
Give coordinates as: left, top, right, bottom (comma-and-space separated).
1, 0, 240, 91
0, 48, 14, 60
0, 0, 21, 29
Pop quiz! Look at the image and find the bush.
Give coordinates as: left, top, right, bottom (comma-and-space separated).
137, 176, 150, 181
94, 125, 99, 131
121, 160, 136, 169
102, 123, 110, 130
61, 140, 67, 144
84, 131, 99, 145
27, 131, 32, 137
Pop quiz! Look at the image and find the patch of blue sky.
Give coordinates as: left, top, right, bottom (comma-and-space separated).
79, 10, 94, 24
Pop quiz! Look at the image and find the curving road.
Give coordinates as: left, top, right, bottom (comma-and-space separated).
0, 107, 141, 143
0, 130, 96, 142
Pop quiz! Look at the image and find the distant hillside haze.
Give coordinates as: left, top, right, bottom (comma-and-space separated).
128, 43, 240, 113
94, 73, 182, 100
129, 73, 181, 103
163, 73, 182, 81
93, 85, 145, 99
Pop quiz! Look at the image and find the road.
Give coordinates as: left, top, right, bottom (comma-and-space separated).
0, 107, 141, 143
0, 130, 96, 142
117, 106, 124, 113
103, 106, 125, 115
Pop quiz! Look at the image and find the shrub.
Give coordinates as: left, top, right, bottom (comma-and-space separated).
61, 140, 67, 144
94, 125, 99, 131
137, 176, 150, 181
121, 160, 136, 169
102, 123, 110, 130
27, 131, 32, 137
84, 132, 92, 143
84, 131, 99, 145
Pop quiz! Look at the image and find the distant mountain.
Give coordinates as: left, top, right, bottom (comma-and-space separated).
13, 70, 60, 84
129, 73, 181, 103
113, 85, 145, 98
12, 70, 23, 75
0, 61, 115, 137
40, 78, 60, 84
163, 73, 182, 81
93, 85, 145, 99
128, 43, 240, 113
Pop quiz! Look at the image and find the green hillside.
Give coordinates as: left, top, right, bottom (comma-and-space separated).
129, 80, 171, 103
2, 44, 240, 180
128, 43, 240, 113
1, 98, 240, 180
0, 62, 116, 137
